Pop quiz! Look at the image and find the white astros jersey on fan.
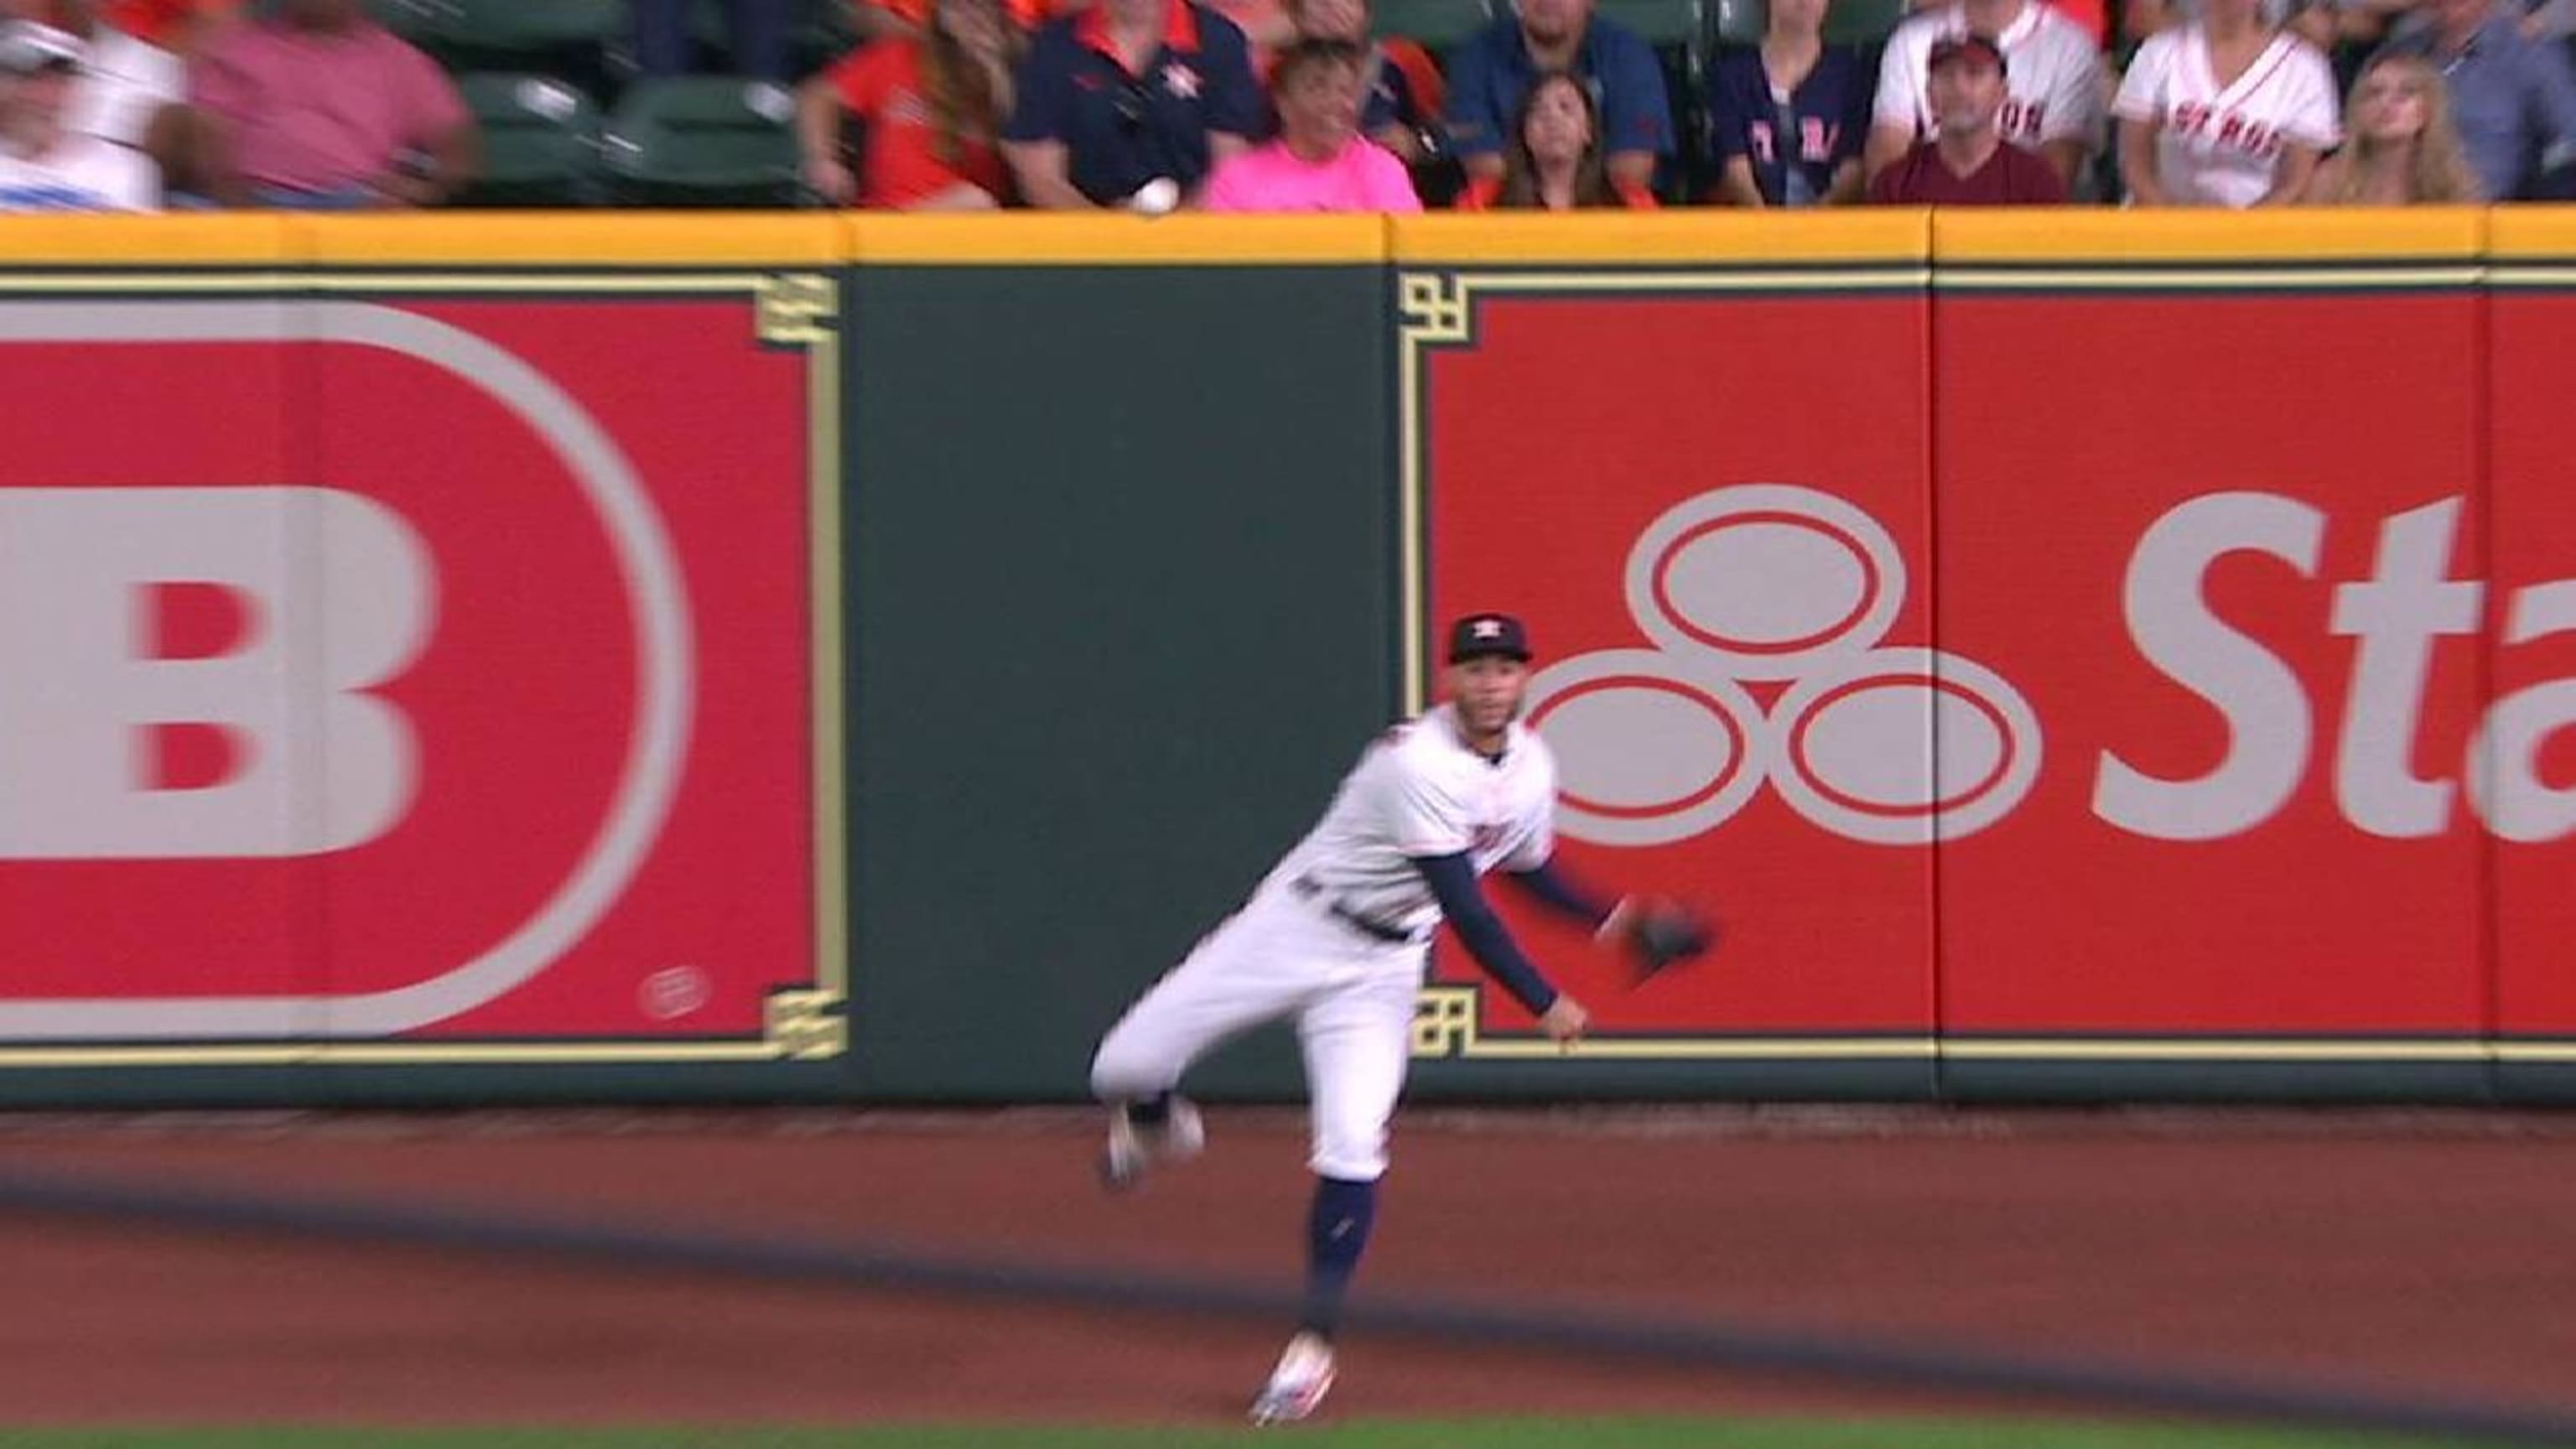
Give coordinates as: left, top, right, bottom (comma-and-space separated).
1088, 703, 1558, 1181
2113, 25, 2340, 207
1264, 705, 1558, 936
1873, 1, 2106, 153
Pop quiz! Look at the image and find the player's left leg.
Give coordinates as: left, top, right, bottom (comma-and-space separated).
1249, 958, 1420, 1425
1090, 903, 1313, 1191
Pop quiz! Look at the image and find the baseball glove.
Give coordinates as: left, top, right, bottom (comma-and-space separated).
1615, 898, 1717, 982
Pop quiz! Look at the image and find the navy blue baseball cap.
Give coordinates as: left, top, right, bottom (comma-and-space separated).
1448, 612, 1533, 664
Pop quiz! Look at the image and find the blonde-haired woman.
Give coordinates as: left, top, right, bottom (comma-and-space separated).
2301, 52, 2480, 203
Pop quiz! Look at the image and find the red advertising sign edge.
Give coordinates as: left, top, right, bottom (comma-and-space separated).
0, 268, 847, 1070
1399, 255, 2516, 1071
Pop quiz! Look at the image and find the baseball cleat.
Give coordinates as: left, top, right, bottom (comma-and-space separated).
1248, 1332, 1336, 1426
1095, 1096, 1204, 1193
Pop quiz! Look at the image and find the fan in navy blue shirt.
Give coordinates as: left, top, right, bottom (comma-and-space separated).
1002, 0, 1266, 207
1710, 0, 1867, 204
1443, 0, 1672, 193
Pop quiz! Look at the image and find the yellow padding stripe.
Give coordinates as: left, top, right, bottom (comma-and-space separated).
1393, 209, 1929, 263
854, 213, 1387, 263
2487, 207, 2576, 261
299, 211, 849, 264
0, 213, 291, 263
1935, 206, 2485, 262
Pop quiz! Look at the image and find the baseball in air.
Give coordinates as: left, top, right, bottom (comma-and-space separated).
1130, 177, 1180, 216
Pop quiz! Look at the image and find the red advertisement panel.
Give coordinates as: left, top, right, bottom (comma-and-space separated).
2487, 291, 2576, 1040
1935, 290, 2486, 1035
0, 288, 829, 1057
0, 315, 314, 1023
1423, 284, 1934, 1046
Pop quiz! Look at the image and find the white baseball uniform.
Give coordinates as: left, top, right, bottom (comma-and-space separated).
70, 28, 183, 152
1872, 0, 2106, 158
2112, 25, 2340, 208
1089, 703, 1558, 1182
0, 134, 155, 212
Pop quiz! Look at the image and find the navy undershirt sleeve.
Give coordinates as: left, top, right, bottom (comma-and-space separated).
1501, 856, 1618, 930
1409, 851, 1557, 1015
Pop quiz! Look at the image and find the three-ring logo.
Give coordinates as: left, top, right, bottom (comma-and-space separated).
1526, 484, 2042, 847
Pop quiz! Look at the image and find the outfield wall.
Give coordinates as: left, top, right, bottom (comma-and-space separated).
2, 209, 2573, 1105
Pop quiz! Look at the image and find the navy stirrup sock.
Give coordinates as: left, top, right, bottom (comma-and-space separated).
1297, 1174, 1379, 1339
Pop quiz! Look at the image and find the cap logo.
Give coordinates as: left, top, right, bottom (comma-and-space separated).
1473, 620, 1504, 638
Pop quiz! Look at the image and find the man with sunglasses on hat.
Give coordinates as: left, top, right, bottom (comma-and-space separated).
1088, 611, 1716, 1426
1002, 0, 1264, 208
1867, 32, 2067, 200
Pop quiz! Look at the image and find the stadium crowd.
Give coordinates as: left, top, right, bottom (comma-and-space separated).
0, 0, 2549, 211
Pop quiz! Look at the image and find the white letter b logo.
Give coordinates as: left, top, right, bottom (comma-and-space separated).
0, 486, 434, 858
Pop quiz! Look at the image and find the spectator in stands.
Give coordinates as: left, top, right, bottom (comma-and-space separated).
29, 0, 186, 187
1455, 66, 1656, 206
1002, 0, 1264, 208
1285, 0, 1442, 165
798, 0, 1019, 208
0, 22, 155, 207
856, 0, 1067, 47
1711, 0, 1867, 204
1867, 0, 2101, 188
2377, 0, 2576, 198
2301, 50, 2480, 199
633, 0, 791, 82
2116, 0, 2336, 205
2124, 0, 2400, 58
1200, 35, 1420, 206
1911, 0, 2106, 45
97, 0, 231, 53
190, 0, 475, 207
1208, 0, 1295, 62
1868, 31, 2067, 198
1443, 0, 1670, 195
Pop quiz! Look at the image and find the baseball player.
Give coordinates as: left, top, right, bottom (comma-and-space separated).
1865, 0, 2105, 186
2112, 0, 2338, 206
1088, 612, 1712, 1426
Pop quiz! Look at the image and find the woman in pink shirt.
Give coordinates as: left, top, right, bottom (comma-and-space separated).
1198, 36, 1420, 212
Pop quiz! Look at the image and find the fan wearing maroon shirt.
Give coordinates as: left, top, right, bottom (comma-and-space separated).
1866, 32, 2064, 203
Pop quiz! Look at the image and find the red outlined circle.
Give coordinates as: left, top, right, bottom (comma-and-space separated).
1649, 511, 1883, 656
1531, 673, 1751, 820
1784, 672, 2017, 818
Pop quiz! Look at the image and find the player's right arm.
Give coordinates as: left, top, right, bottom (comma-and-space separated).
1409, 854, 1588, 1044
1385, 746, 1586, 1045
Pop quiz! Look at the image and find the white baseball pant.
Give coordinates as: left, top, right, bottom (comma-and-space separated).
1090, 886, 1426, 1182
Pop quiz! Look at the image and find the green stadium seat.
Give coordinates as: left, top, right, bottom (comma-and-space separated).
1370, 0, 1494, 53
366, 0, 445, 47
1826, 0, 1910, 45
601, 75, 804, 206
1711, 0, 1911, 46
395, 0, 626, 64
453, 72, 604, 206
692, 0, 863, 80
1711, 0, 1762, 44
1597, 0, 1702, 47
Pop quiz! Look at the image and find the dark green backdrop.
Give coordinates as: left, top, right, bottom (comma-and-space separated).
843, 264, 1396, 1101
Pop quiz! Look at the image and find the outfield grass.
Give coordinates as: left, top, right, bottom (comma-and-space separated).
0, 1421, 2475, 1447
